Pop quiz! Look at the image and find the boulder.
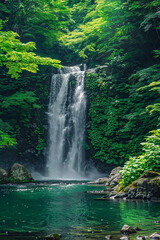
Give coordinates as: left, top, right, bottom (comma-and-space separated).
120, 237, 130, 240
106, 173, 122, 187
120, 225, 136, 234
44, 233, 61, 240
88, 166, 122, 186
109, 166, 122, 177
137, 236, 146, 240
105, 235, 112, 239
8, 163, 34, 183
0, 168, 8, 183
149, 232, 160, 240
106, 166, 122, 187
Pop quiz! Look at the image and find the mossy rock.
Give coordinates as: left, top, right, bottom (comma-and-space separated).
44, 233, 61, 240
141, 171, 160, 178
124, 171, 160, 199
8, 163, 35, 183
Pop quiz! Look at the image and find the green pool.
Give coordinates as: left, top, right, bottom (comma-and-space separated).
0, 182, 160, 239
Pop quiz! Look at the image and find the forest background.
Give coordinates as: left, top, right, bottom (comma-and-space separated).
0, 0, 160, 185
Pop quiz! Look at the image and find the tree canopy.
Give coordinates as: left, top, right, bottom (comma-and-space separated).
0, 20, 62, 79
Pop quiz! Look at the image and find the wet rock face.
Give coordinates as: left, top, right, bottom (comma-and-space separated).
109, 166, 122, 177
110, 171, 160, 200
0, 168, 7, 178
89, 168, 160, 200
8, 163, 34, 183
106, 166, 122, 187
89, 166, 122, 186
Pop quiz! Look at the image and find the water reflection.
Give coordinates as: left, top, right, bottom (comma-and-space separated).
119, 200, 160, 229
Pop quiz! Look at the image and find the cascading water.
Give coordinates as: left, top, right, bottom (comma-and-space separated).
47, 66, 87, 179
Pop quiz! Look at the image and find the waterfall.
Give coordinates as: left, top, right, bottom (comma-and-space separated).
47, 66, 87, 179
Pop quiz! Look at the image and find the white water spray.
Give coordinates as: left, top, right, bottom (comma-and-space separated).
47, 66, 87, 179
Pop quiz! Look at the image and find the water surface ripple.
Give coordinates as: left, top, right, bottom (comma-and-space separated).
0, 182, 160, 239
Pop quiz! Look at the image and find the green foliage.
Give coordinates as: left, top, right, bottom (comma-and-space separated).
0, 69, 50, 157
86, 60, 159, 165
0, 130, 17, 149
2, 92, 39, 108
61, 0, 160, 67
34, 127, 46, 154
0, 119, 13, 133
154, 50, 160, 58
134, 64, 160, 116
0, 0, 70, 52
140, 9, 160, 32
0, 10, 63, 156
0, 25, 62, 78
0, 0, 160, 169
121, 129, 160, 187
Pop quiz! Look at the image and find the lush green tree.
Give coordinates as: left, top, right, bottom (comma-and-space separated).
0, 0, 70, 54
0, 69, 51, 156
0, 20, 62, 78
62, 0, 160, 66
0, 18, 62, 149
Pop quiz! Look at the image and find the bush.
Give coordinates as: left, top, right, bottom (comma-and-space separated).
120, 129, 160, 187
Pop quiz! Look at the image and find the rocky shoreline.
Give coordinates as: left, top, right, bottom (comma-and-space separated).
118, 225, 160, 240
88, 167, 160, 201
0, 226, 160, 240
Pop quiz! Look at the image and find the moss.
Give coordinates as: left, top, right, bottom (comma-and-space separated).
141, 171, 160, 178
116, 184, 124, 192
125, 171, 160, 188
122, 171, 160, 196
149, 176, 160, 186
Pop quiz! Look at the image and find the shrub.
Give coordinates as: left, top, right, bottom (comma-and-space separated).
120, 129, 160, 187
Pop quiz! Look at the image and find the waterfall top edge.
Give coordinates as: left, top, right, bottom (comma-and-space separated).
56, 65, 86, 74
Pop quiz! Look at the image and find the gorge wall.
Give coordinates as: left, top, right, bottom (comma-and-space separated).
85, 65, 159, 167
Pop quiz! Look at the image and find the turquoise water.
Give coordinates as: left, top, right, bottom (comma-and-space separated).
0, 182, 160, 239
